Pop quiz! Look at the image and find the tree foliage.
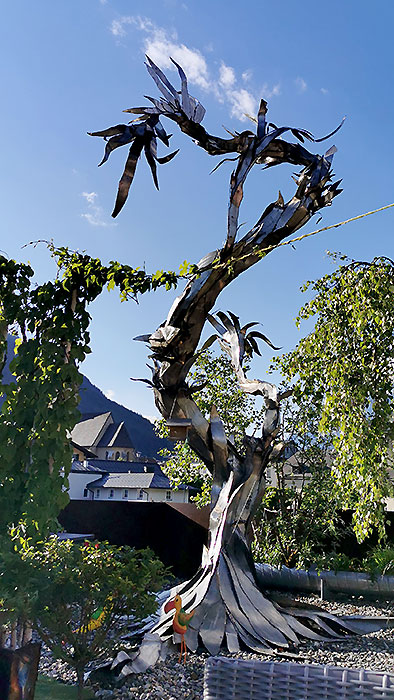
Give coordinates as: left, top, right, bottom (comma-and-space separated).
0, 244, 187, 542
157, 350, 266, 506
0, 534, 167, 698
275, 254, 394, 541
251, 395, 344, 568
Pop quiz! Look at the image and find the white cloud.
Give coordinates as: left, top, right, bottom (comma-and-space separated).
82, 191, 98, 204
295, 76, 307, 93
110, 16, 133, 37
321, 87, 329, 95
109, 17, 280, 122
104, 389, 116, 400
219, 62, 236, 88
143, 27, 210, 90
81, 192, 115, 227
228, 88, 257, 120
269, 83, 281, 97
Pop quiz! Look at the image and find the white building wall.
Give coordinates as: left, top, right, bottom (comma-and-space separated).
94, 486, 188, 503
68, 473, 96, 499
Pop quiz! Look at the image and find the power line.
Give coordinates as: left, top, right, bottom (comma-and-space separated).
262, 202, 394, 255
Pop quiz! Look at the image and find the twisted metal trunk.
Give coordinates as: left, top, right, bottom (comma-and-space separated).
92, 58, 356, 657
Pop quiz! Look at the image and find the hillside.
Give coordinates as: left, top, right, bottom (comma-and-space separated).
2, 336, 168, 459
77, 374, 166, 458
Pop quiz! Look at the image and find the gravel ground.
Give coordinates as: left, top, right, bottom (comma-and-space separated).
37, 592, 394, 699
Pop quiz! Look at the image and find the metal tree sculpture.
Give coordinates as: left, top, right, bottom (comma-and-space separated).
90, 59, 358, 665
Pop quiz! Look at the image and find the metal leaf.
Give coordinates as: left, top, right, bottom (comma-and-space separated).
193, 102, 206, 124
170, 57, 192, 119
88, 124, 129, 138
199, 334, 218, 352
145, 56, 179, 102
257, 99, 267, 140
156, 149, 179, 165
144, 95, 166, 112
210, 157, 238, 175
314, 115, 346, 142
123, 107, 157, 115
247, 330, 280, 350
129, 376, 154, 388
112, 138, 144, 218
227, 311, 241, 335
245, 336, 261, 357
97, 130, 135, 166
133, 334, 152, 342
153, 119, 170, 146
216, 311, 236, 334
207, 313, 227, 337
240, 322, 258, 333
144, 139, 159, 189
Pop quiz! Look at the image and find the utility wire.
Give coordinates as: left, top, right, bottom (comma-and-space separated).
261, 202, 394, 255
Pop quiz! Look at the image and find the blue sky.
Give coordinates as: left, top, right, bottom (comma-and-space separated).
2, 0, 394, 420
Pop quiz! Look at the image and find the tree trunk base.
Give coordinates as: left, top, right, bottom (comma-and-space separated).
147, 548, 360, 658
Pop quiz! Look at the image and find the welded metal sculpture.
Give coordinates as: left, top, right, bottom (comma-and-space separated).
90, 59, 358, 665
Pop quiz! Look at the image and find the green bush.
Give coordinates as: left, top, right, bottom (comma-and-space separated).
252, 465, 347, 569
362, 546, 394, 578
1, 535, 168, 699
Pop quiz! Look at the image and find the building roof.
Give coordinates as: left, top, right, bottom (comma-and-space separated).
70, 441, 97, 458
71, 460, 107, 474
97, 421, 134, 449
83, 459, 161, 474
86, 472, 171, 490
70, 412, 112, 448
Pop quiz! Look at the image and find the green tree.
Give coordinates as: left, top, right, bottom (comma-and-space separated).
0, 245, 185, 544
276, 254, 394, 541
251, 396, 344, 568
0, 535, 167, 699
157, 349, 265, 506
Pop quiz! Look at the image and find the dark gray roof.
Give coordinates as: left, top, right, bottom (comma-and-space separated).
71, 460, 107, 474
97, 421, 135, 449
70, 412, 112, 448
83, 459, 161, 474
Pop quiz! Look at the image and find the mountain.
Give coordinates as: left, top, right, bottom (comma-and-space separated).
78, 374, 167, 458
1, 336, 168, 459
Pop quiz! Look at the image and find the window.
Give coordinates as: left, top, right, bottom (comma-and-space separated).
166, 491, 172, 501
109, 489, 114, 499
123, 489, 128, 498
115, 451, 120, 461
83, 488, 88, 498
96, 489, 100, 499
138, 489, 144, 499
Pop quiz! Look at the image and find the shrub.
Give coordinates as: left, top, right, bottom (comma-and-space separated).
1, 535, 168, 699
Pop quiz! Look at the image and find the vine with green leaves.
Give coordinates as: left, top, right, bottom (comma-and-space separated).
0, 243, 193, 543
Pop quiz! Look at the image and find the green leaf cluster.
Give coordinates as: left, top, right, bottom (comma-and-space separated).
0, 533, 167, 696
157, 350, 266, 507
0, 245, 184, 542
252, 394, 345, 568
274, 255, 394, 541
